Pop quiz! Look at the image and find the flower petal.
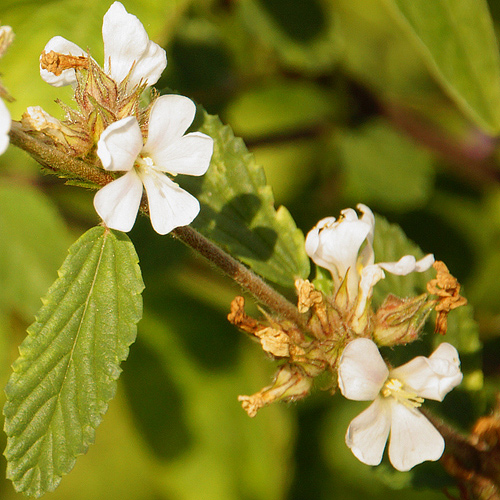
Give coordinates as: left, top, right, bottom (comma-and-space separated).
391, 343, 463, 401
93, 170, 143, 232
150, 132, 213, 176
140, 169, 200, 235
338, 338, 389, 401
40, 36, 85, 87
356, 203, 375, 267
355, 264, 386, 319
304, 217, 336, 270
0, 99, 10, 154
388, 404, 444, 471
102, 2, 166, 88
97, 117, 143, 172
378, 254, 435, 276
144, 95, 197, 155
345, 397, 391, 466
305, 209, 372, 298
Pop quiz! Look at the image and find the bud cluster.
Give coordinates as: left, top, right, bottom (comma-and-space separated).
229, 204, 467, 418
26, 53, 152, 160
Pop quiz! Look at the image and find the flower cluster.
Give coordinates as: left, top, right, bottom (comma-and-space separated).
230, 204, 466, 472
34, 1, 213, 234
305, 204, 435, 334
16, 0, 469, 476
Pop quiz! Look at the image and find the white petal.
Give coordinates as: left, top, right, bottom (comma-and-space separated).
304, 217, 336, 266
305, 210, 371, 298
102, 2, 166, 87
345, 397, 391, 466
338, 338, 389, 401
140, 169, 200, 235
0, 99, 10, 154
356, 203, 375, 267
355, 264, 385, 318
93, 170, 143, 232
97, 117, 143, 172
388, 404, 444, 471
378, 253, 435, 276
391, 343, 462, 401
150, 132, 213, 176
415, 254, 435, 272
144, 95, 196, 155
40, 36, 85, 87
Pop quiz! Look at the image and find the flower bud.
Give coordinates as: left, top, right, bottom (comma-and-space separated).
373, 293, 434, 346
21, 106, 90, 156
238, 364, 313, 417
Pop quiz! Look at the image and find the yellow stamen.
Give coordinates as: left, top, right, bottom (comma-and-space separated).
382, 378, 424, 408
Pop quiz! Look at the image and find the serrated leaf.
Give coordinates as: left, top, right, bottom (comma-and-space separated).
3, 226, 144, 497
183, 111, 310, 287
386, 0, 500, 133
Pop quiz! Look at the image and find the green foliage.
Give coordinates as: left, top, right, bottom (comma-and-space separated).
186, 111, 310, 287
3, 227, 144, 497
237, 0, 338, 73
120, 312, 295, 500
338, 120, 434, 211
388, 0, 500, 134
333, 0, 500, 133
225, 79, 333, 140
1, 0, 500, 498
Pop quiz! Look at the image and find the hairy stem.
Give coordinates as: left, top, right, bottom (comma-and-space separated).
10, 124, 306, 328
171, 225, 307, 328
9, 123, 114, 186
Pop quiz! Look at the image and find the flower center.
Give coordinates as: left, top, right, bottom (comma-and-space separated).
136, 155, 154, 172
381, 378, 424, 408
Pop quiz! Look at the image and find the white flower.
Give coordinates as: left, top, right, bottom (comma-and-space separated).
0, 98, 10, 155
305, 204, 434, 312
338, 338, 463, 471
40, 1, 166, 89
93, 94, 213, 234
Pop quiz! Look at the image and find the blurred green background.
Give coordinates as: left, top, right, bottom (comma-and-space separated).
0, 0, 499, 498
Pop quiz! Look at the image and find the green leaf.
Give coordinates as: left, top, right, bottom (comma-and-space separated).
3, 226, 144, 497
184, 111, 310, 287
386, 0, 500, 133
